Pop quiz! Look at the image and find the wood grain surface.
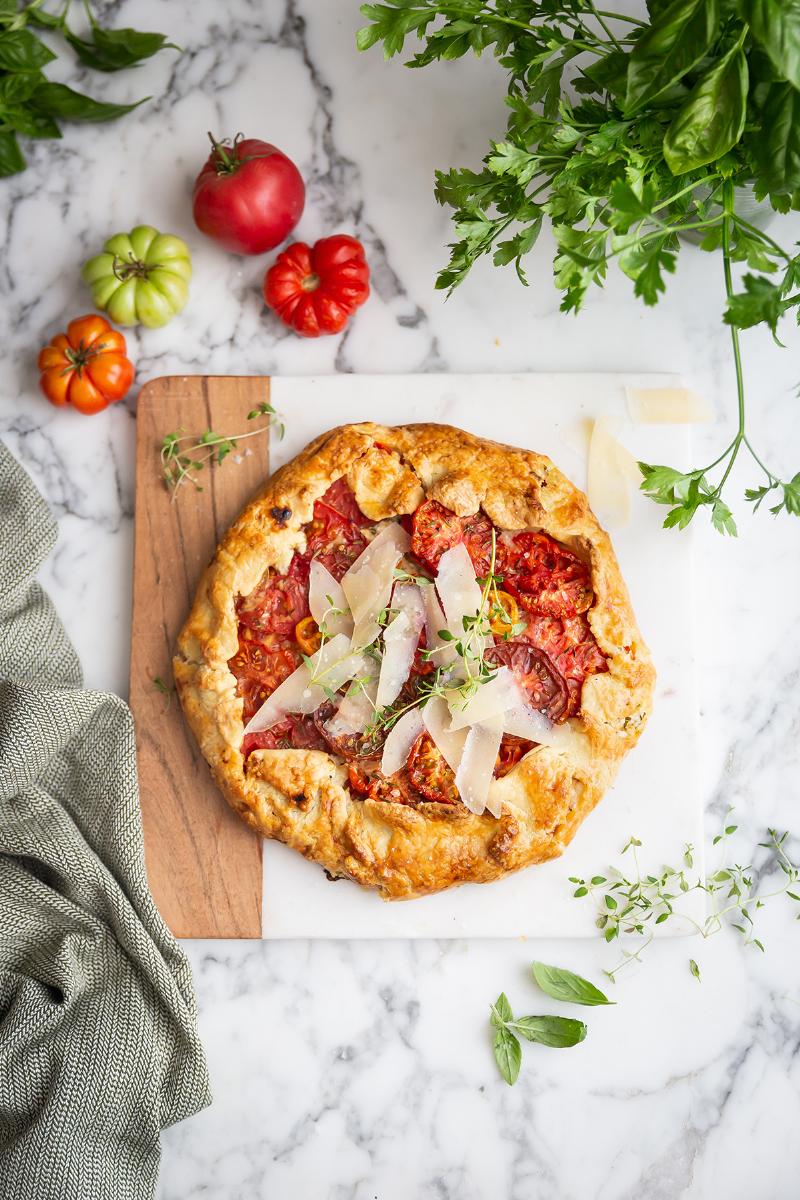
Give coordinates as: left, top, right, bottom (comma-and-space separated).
130, 376, 271, 938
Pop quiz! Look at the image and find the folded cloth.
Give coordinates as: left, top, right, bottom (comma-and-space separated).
0, 443, 210, 1200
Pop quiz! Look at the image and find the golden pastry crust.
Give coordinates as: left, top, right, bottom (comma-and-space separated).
174, 423, 655, 900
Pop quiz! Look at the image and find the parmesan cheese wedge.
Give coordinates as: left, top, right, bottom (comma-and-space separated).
308, 560, 352, 637
446, 666, 519, 730
422, 696, 467, 775
455, 715, 504, 817
376, 582, 426, 708
325, 676, 378, 737
626, 386, 711, 424
381, 707, 424, 777
342, 522, 409, 649
587, 415, 641, 528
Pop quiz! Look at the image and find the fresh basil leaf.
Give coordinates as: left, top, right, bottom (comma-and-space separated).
0, 0, 19, 26
0, 28, 57, 71
3, 106, 61, 138
66, 27, 178, 73
531, 961, 614, 1006
493, 1026, 521, 1085
663, 44, 748, 175
507, 1016, 588, 1048
751, 82, 800, 194
490, 992, 514, 1028
30, 82, 146, 122
742, 0, 800, 91
625, 0, 720, 113
0, 71, 41, 103
0, 128, 25, 175
25, 7, 66, 30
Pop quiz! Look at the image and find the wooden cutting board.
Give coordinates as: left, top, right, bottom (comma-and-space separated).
130, 376, 272, 938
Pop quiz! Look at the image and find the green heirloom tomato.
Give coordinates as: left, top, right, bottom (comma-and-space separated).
81, 225, 192, 328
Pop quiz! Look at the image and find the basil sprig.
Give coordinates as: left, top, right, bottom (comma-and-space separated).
490, 960, 609, 1085
359, 1, 800, 534
0, 1, 176, 177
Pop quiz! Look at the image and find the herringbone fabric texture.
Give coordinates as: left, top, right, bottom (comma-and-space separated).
0, 442, 210, 1199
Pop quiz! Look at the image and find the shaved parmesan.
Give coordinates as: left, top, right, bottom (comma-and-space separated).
504, 704, 590, 763
244, 634, 363, 734
326, 677, 378, 737
455, 715, 504, 817
587, 416, 640, 528
376, 583, 426, 708
342, 522, 409, 649
423, 580, 456, 669
308, 561, 351, 637
436, 542, 483, 638
422, 696, 467, 775
446, 667, 519, 731
381, 707, 424, 777
626, 386, 711, 424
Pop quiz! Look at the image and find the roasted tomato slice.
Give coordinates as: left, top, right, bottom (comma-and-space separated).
507, 531, 593, 618
494, 733, 535, 778
407, 732, 460, 804
410, 499, 463, 571
317, 477, 368, 526
486, 640, 570, 723
230, 639, 300, 692
348, 759, 416, 805
237, 574, 309, 637
303, 487, 369, 580
460, 510, 495, 576
242, 714, 327, 758
312, 699, 386, 760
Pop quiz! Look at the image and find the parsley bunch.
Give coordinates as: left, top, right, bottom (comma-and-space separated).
358, 1, 800, 535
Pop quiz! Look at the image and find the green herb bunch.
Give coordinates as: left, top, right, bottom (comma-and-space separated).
358, 0, 800, 535
0, 0, 176, 177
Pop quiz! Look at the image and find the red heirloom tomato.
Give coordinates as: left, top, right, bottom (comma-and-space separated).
38, 315, 134, 415
263, 234, 370, 337
192, 134, 305, 256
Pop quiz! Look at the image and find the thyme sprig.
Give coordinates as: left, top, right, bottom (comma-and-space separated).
571, 812, 800, 982
160, 402, 283, 497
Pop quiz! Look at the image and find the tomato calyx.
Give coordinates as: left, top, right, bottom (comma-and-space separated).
300, 272, 321, 293
206, 131, 276, 176
111, 252, 152, 283
63, 337, 110, 375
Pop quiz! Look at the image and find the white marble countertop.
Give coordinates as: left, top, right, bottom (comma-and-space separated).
2, 2, 799, 1197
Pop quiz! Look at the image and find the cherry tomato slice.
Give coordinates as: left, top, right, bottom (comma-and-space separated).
410, 499, 463, 571
407, 732, 460, 804
295, 615, 321, 655
489, 589, 520, 638
486, 640, 570, 723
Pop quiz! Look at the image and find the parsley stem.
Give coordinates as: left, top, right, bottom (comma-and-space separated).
587, 2, 623, 51
717, 181, 745, 495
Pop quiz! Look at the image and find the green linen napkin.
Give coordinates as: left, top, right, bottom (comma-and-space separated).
0, 442, 210, 1199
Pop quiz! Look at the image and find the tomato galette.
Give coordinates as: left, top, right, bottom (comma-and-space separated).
174, 422, 655, 900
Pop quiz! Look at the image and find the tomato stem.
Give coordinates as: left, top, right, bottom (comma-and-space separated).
112, 252, 151, 282
301, 272, 321, 293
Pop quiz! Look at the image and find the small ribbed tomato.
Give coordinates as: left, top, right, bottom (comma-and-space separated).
38, 315, 134, 415
263, 234, 370, 337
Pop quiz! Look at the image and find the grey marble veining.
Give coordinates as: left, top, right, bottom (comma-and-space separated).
1, 2, 799, 1197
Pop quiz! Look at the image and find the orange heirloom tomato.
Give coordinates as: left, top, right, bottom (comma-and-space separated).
38, 314, 134, 415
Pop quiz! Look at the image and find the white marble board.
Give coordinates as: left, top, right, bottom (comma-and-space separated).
259, 372, 703, 938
